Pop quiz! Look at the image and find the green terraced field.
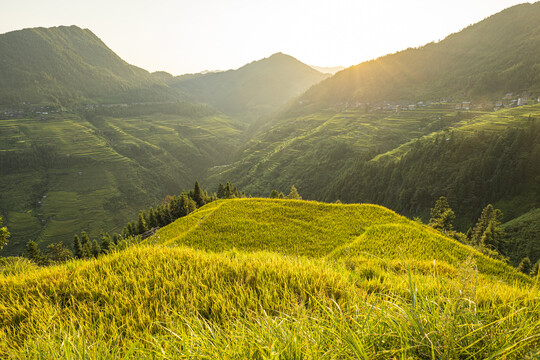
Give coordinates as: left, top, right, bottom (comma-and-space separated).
211, 107, 478, 197
0, 110, 244, 255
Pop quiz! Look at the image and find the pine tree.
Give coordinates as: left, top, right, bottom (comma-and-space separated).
531, 260, 540, 277
73, 234, 83, 259
127, 222, 136, 236
217, 183, 226, 199
26, 240, 47, 265
80, 231, 91, 258
91, 240, 101, 258
112, 233, 121, 244
156, 204, 170, 227
138, 210, 148, 234
286, 185, 302, 200
180, 193, 197, 215
147, 207, 158, 229
193, 180, 206, 207
100, 233, 112, 253
465, 228, 473, 242
471, 205, 504, 246
428, 196, 455, 232
480, 221, 501, 249
517, 257, 532, 274
46, 242, 73, 263
0, 216, 9, 251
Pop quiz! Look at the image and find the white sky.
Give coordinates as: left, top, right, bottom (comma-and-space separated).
0, 0, 531, 75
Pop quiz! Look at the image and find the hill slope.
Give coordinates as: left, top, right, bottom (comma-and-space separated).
0, 104, 244, 256
170, 53, 329, 120
156, 198, 529, 283
0, 26, 180, 105
295, 2, 540, 109
1, 199, 538, 358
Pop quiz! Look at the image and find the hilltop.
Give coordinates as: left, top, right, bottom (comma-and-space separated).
170, 52, 329, 120
0, 26, 182, 105
1, 198, 538, 358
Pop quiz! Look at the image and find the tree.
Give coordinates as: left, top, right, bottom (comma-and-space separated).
26, 241, 47, 265
146, 207, 158, 229
100, 233, 112, 253
81, 231, 91, 258
137, 210, 148, 234
91, 240, 101, 258
0, 216, 10, 251
286, 185, 302, 200
73, 234, 84, 259
46, 242, 73, 263
428, 196, 455, 232
517, 257, 532, 274
531, 260, 540, 277
471, 204, 504, 245
193, 180, 206, 207
217, 183, 226, 199
112, 233, 121, 245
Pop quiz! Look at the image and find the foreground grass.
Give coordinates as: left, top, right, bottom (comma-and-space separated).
1, 199, 539, 358
1, 244, 539, 359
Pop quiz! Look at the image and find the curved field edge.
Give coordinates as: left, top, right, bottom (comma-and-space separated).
153, 198, 530, 284
158, 198, 410, 256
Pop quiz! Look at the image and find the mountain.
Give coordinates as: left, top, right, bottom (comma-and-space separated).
309, 65, 345, 75
170, 52, 329, 120
0, 26, 181, 105
1, 198, 537, 358
211, 3, 540, 227
294, 2, 540, 111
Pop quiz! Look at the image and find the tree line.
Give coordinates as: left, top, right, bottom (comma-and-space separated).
428, 196, 539, 276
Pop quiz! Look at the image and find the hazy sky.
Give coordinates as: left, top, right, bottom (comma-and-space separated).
1, 0, 531, 75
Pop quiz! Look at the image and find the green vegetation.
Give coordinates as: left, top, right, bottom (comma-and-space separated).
502, 208, 540, 267
0, 26, 182, 106
327, 108, 540, 236
295, 2, 540, 109
0, 216, 9, 250
2, 4, 540, 355
212, 107, 471, 197
1, 199, 538, 358
0, 108, 244, 256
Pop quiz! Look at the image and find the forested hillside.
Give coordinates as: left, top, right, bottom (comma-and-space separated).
294, 2, 540, 110
327, 106, 540, 229
0, 26, 182, 105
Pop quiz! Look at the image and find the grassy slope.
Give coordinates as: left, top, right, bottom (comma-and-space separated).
1, 198, 539, 358
160, 199, 530, 283
0, 110, 243, 256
